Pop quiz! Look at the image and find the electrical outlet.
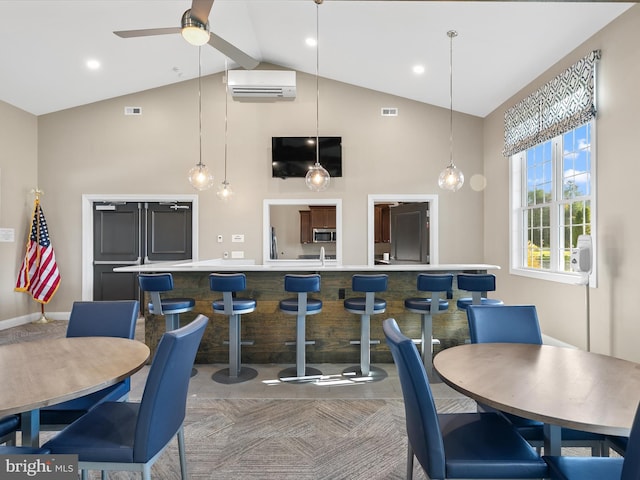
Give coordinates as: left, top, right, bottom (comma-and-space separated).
232, 234, 244, 243
338, 288, 345, 299
231, 251, 244, 259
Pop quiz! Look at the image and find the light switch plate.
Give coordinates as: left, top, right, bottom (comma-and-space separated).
231, 251, 244, 259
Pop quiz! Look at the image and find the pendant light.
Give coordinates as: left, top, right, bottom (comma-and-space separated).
438, 30, 465, 192
305, 0, 330, 192
188, 47, 214, 191
217, 59, 233, 201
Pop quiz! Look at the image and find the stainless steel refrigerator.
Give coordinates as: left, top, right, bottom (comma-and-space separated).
390, 203, 430, 264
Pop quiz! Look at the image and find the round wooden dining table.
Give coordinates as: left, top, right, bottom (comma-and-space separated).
434, 342, 640, 455
0, 336, 150, 447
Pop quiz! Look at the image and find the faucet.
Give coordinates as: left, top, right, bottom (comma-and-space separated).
320, 246, 325, 266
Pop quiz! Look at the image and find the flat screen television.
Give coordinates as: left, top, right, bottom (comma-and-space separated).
272, 136, 342, 178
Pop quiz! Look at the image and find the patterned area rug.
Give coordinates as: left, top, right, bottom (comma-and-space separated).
150, 398, 443, 480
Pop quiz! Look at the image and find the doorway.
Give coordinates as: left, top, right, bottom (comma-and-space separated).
81, 194, 199, 301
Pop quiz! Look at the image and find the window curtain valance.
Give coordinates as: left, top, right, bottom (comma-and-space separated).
503, 50, 600, 157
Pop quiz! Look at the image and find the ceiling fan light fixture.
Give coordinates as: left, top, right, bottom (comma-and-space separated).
181, 10, 210, 46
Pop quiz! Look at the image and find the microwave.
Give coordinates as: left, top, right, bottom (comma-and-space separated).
313, 228, 336, 243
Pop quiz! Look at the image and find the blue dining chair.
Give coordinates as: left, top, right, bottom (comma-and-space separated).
0, 446, 50, 454
544, 399, 640, 479
0, 415, 20, 445
467, 304, 606, 455
43, 314, 208, 480
37, 300, 140, 430
383, 317, 548, 480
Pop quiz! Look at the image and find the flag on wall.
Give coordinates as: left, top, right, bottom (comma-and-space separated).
15, 198, 61, 304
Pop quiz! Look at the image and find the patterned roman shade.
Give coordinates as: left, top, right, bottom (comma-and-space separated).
503, 50, 600, 157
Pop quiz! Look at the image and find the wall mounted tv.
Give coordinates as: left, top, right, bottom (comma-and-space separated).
272, 136, 342, 178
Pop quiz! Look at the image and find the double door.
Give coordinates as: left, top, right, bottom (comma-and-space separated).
92, 201, 192, 301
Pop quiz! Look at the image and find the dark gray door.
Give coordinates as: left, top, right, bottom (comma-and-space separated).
390, 202, 430, 264
93, 201, 192, 301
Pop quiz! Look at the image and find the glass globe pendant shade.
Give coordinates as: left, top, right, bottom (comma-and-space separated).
438, 163, 465, 191
188, 163, 214, 191
305, 163, 330, 192
216, 181, 233, 201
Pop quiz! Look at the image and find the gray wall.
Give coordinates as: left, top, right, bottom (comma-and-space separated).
0, 101, 38, 322
4, 66, 484, 318
483, 4, 640, 360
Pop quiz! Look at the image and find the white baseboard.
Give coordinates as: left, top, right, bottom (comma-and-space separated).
542, 333, 576, 349
0, 312, 70, 330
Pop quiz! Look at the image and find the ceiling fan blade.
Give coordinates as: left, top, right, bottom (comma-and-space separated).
190, 0, 215, 24
114, 27, 181, 38
208, 32, 259, 70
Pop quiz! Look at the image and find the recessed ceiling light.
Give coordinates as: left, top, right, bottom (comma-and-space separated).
305, 37, 317, 47
86, 59, 101, 70
413, 65, 425, 75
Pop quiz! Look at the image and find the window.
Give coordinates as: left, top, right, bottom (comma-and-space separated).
510, 121, 595, 284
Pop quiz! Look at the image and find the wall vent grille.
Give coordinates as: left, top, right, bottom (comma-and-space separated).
124, 106, 142, 115
381, 107, 398, 116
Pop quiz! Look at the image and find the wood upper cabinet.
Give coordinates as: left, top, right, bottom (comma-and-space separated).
300, 206, 336, 243
310, 206, 336, 229
299, 210, 312, 244
374, 204, 391, 243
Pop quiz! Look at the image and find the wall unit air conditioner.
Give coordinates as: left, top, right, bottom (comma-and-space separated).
228, 70, 296, 99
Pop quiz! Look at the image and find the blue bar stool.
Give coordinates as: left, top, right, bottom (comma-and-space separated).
209, 273, 258, 384
138, 273, 197, 376
343, 274, 388, 379
456, 273, 504, 312
404, 273, 452, 380
279, 274, 323, 382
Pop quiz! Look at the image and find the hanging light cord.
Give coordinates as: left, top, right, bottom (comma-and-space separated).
448, 30, 456, 168
198, 46, 203, 168
315, 0, 321, 166
224, 58, 229, 184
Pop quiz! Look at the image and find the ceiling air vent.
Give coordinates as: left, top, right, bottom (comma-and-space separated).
381, 107, 398, 117
124, 106, 142, 115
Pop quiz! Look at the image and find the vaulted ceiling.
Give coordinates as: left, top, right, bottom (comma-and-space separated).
0, 1, 633, 117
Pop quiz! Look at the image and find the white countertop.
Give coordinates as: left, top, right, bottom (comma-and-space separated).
114, 259, 500, 273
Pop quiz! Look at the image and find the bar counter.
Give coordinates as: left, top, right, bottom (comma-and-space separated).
116, 261, 499, 365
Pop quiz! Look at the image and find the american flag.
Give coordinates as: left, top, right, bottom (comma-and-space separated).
15, 199, 61, 304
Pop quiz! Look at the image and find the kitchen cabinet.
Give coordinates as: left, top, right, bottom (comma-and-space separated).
310, 206, 336, 229
374, 204, 391, 243
299, 210, 311, 244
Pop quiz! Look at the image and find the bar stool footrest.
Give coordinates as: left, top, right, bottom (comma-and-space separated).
223, 340, 255, 346
412, 338, 441, 345
349, 339, 381, 345
284, 340, 316, 346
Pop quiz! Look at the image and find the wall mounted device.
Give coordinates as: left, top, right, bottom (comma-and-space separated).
272, 136, 342, 178
228, 70, 296, 98
571, 234, 593, 273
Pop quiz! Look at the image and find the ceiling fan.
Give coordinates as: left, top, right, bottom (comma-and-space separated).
113, 0, 259, 70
